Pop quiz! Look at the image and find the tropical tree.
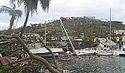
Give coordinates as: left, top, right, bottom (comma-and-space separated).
0, 4, 22, 30
10, 0, 50, 36
9, 0, 64, 73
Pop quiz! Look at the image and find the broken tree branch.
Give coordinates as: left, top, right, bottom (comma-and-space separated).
13, 34, 62, 73
38, 38, 58, 68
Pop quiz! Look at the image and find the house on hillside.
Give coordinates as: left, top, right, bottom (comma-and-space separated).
73, 38, 83, 49
111, 21, 123, 24
23, 33, 41, 38
30, 23, 42, 27
97, 38, 116, 50
113, 30, 125, 35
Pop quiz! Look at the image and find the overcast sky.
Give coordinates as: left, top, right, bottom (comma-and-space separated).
0, 0, 125, 30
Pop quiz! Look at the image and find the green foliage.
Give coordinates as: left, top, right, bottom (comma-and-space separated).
0, 65, 13, 73
0, 60, 46, 73
23, 17, 125, 38
81, 37, 98, 48
0, 5, 22, 30
3, 17, 125, 47
10, 0, 51, 15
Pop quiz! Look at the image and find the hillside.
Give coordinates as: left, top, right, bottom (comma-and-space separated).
23, 16, 125, 38
1, 16, 125, 48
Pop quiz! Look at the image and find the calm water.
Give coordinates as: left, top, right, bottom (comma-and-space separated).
58, 56, 125, 73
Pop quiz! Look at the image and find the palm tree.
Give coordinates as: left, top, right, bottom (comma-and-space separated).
0, 4, 22, 30
10, 0, 51, 36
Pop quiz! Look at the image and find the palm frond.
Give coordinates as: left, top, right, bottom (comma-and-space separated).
40, 0, 51, 12
22, 0, 38, 15
10, 0, 28, 15
0, 6, 14, 15
10, 0, 16, 4
10, 0, 23, 7
31, 0, 38, 15
0, 5, 22, 18
15, 10, 22, 17
10, 0, 51, 15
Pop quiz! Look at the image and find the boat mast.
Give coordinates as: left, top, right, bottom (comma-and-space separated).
109, 8, 112, 41
45, 22, 47, 45
60, 19, 75, 53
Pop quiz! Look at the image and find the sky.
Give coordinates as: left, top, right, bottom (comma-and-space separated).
0, 0, 125, 30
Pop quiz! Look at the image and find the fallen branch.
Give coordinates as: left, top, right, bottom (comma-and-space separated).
38, 38, 57, 67
10, 58, 29, 65
13, 34, 63, 73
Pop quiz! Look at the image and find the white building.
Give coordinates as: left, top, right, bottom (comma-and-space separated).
113, 30, 125, 35
97, 38, 116, 50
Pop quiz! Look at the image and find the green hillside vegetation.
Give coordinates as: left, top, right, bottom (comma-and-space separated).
24, 17, 125, 38
1, 16, 125, 48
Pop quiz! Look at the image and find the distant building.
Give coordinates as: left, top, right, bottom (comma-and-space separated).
23, 33, 40, 38
61, 36, 68, 41
113, 30, 125, 35
111, 21, 123, 24
30, 23, 42, 27
51, 36, 58, 41
122, 36, 125, 42
73, 39, 83, 42
97, 38, 116, 50
107, 21, 123, 24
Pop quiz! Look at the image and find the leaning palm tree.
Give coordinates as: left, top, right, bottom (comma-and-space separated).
10, 0, 50, 36
0, 4, 22, 30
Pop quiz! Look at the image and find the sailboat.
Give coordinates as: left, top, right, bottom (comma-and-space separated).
60, 18, 96, 56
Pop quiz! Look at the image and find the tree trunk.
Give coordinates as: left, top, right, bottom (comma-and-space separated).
13, 35, 63, 73
8, 16, 15, 30
38, 38, 57, 67
20, 10, 30, 36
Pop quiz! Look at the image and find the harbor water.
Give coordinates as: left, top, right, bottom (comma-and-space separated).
58, 56, 125, 73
